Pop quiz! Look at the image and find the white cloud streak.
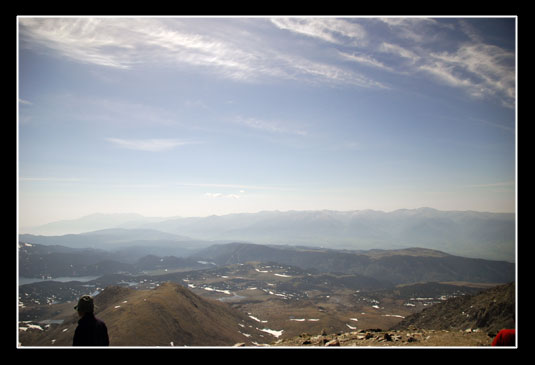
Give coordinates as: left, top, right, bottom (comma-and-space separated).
204, 192, 241, 199
233, 116, 308, 136
338, 51, 394, 72
19, 98, 33, 105
106, 138, 195, 152
19, 177, 82, 182
177, 182, 295, 192
270, 17, 367, 45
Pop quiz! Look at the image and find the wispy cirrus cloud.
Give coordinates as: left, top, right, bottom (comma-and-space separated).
338, 51, 395, 72
18, 98, 33, 105
106, 138, 197, 152
18, 17, 385, 89
271, 16, 515, 107
19, 177, 82, 182
19, 17, 515, 106
204, 192, 241, 199
233, 116, 308, 136
420, 43, 515, 107
270, 17, 367, 45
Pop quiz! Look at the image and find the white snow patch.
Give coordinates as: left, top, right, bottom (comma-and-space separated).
248, 315, 268, 323
382, 314, 405, 318
204, 287, 231, 295
260, 328, 283, 338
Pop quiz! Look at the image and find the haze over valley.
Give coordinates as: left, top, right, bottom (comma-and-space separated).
18, 208, 516, 346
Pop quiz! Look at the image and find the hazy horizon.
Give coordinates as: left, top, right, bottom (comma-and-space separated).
21, 206, 515, 231
18, 17, 516, 228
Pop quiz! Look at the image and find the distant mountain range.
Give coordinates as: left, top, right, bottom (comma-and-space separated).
21, 208, 515, 262
19, 228, 211, 258
18, 242, 213, 279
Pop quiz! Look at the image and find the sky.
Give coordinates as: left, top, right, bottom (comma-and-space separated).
17, 16, 516, 227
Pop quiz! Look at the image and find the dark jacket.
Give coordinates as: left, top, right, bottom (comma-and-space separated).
73, 313, 109, 346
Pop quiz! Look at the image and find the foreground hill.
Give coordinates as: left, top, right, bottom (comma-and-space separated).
19, 282, 268, 346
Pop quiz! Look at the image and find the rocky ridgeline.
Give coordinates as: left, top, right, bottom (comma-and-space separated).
268, 327, 493, 347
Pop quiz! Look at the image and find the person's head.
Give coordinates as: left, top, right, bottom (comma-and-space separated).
74, 295, 94, 317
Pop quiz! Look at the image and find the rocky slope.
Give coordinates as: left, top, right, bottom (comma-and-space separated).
390, 282, 515, 335
271, 328, 494, 347
271, 282, 515, 347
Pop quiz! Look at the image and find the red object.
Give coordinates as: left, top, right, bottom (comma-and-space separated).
491, 329, 516, 346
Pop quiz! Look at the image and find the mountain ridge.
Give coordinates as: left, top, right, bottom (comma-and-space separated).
191, 242, 515, 285
21, 208, 515, 262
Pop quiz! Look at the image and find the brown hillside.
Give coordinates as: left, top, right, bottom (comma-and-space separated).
20, 282, 268, 347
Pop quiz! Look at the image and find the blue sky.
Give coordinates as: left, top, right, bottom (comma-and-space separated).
17, 17, 516, 226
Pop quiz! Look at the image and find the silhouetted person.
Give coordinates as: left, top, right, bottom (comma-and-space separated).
73, 295, 109, 346
491, 329, 515, 346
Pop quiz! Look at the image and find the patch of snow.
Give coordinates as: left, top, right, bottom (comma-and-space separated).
248, 315, 268, 323
204, 287, 231, 295
260, 328, 283, 338
197, 261, 216, 265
